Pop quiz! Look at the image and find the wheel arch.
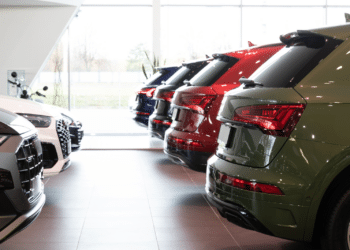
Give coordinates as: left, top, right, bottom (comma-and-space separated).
304, 156, 350, 243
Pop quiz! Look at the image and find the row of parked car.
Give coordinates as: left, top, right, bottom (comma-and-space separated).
132, 23, 350, 249
0, 94, 84, 242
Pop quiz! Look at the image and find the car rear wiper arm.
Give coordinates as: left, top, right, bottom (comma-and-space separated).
239, 77, 263, 87
183, 80, 191, 86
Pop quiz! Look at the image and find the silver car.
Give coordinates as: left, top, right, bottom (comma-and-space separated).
0, 108, 45, 242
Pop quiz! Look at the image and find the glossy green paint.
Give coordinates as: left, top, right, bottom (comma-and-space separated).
217, 87, 305, 168
208, 134, 346, 241
207, 24, 350, 245
211, 30, 350, 242
291, 35, 350, 241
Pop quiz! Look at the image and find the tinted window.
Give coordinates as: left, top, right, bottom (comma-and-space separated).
249, 37, 343, 88
165, 67, 190, 86
190, 58, 237, 86
144, 71, 163, 86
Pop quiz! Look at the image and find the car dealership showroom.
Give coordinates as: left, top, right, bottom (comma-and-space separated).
2, 0, 350, 249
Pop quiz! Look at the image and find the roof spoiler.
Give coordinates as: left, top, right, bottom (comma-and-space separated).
279, 30, 326, 48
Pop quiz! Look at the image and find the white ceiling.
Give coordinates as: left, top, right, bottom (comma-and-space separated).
0, 0, 82, 7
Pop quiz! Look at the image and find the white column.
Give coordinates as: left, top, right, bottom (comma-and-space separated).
153, 0, 161, 60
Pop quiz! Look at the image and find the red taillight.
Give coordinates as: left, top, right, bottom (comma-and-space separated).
157, 91, 175, 102
137, 88, 156, 98
178, 94, 216, 114
233, 104, 306, 137
219, 173, 284, 196
136, 112, 150, 116
153, 119, 172, 126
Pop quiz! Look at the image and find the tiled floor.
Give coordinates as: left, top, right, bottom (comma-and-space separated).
1, 150, 320, 250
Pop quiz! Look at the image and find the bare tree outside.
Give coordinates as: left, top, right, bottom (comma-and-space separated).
76, 34, 96, 71
43, 41, 65, 107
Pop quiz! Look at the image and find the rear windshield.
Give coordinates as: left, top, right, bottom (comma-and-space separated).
249, 37, 343, 88
144, 71, 164, 86
190, 58, 237, 87
165, 67, 190, 86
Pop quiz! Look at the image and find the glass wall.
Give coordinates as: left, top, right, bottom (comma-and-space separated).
34, 0, 350, 110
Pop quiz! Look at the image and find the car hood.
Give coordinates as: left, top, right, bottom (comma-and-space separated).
0, 95, 62, 118
0, 108, 36, 135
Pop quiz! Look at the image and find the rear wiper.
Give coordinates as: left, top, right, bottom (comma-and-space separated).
183, 80, 191, 86
239, 76, 263, 88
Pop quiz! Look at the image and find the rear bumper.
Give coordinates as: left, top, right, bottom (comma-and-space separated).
206, 188, 272, 236
164, 146, 212, 172
132, 113, 149, 127
0, 193, 46, 243
148, 114, 171, 140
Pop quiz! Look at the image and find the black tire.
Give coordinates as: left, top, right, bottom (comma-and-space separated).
321, 188, 350, 250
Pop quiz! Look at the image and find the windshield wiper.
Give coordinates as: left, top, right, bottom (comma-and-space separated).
239, 77, 263, 88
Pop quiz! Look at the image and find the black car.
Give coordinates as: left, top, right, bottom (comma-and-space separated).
148, 58, 211, 139
131, 66, 180, 126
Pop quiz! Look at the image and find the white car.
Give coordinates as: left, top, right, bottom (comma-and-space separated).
0, 95, 71, 177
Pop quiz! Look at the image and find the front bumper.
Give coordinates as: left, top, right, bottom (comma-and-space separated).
37, 117, 71, 177
0, 193, 46, 243
69, 123, 84, 152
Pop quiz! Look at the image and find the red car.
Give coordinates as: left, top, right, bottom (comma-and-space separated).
164, 43, 284, 172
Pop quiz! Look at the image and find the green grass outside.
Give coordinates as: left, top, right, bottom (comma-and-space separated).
34, 82, 143, 109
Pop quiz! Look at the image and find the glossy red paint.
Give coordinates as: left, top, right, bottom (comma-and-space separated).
165, 44, 284, 159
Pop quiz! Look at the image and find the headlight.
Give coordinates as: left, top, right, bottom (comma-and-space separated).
18, 114, 51, 128
61, 113, 75, 125
0, 135, 9, 146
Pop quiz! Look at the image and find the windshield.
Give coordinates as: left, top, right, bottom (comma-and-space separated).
144, 71, 163, 86
249, 37, 343, 88
190, 58, 236, 86
165, 67, 190, 86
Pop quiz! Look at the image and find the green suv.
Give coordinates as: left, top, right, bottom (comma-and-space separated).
206, 24, 350, 250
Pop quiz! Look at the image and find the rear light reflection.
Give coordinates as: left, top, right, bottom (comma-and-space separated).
219, 173, 284, 196
233, 104, 306, 137
168, 135, 204, 148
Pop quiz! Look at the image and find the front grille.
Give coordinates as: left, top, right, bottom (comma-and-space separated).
56, 119, 71, 158
15, 134, 43, 200
69, 125, 83, 145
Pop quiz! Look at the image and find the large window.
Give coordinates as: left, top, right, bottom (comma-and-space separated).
161, 6, 241, 65
34, 0, 350, 111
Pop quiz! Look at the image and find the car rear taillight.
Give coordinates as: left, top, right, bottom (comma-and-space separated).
153, 119, 172, 126
177, 93, 216, 114
156, 91, 175, 102
219, 173, 284, 196
137, 88, 156, 98
136, 112, 150, 116
233, 104, 306, 137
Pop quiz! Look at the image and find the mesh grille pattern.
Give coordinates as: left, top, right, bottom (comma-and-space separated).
56, 119, 71, 158
15, 135, 43, 200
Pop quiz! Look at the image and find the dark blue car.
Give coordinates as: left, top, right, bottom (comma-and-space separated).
131, 66, 180, 126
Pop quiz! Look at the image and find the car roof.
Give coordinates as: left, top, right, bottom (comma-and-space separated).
309, 24, 350, 40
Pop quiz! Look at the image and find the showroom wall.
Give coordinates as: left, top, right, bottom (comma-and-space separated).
0, 0, 83, 95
